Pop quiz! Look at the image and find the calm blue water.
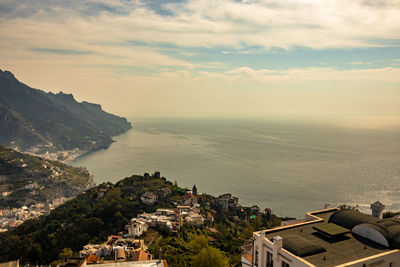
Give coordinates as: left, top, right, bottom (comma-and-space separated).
71, 118, 400, 217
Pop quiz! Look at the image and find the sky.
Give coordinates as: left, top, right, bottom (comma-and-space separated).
1, 0, 400, 126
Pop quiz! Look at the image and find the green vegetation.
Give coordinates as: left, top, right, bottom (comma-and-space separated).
339, 204, 359, 211
0, 174, 282, 266
148, 220, 266, 266
0, 146, 92, 208
0, 175, 177, 264
193, 246, 229, 267
0, 69, 131, 154
383, 211, 400, 219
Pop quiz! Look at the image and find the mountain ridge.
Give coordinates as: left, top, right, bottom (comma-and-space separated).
0, 69, 132, 160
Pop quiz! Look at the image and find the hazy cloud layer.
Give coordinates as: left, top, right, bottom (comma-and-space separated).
0, 0, 399, 123
2, 0, 400, 49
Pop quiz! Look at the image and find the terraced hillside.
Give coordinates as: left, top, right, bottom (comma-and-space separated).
0, 145, 93, 208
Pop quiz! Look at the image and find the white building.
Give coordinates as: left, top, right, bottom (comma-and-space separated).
126, 219, 148, 238
155, 209, 175, 217
136, 209, 179, 232
243, 206, 400, 267
141, 192, 156, 205
186, 213, 204, 227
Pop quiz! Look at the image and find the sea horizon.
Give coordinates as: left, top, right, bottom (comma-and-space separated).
71, 117, 400, 218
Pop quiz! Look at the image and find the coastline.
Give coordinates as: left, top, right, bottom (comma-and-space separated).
23, 123, 132, 164
64, 127, 132, 164
69, 118, 400, 218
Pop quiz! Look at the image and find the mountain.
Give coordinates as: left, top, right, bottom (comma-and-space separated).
0, 145, 93, 208
0, 69, 131, 160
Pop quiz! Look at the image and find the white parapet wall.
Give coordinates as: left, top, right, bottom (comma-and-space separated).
252, 231, 315, 267
336, 250, 400, 267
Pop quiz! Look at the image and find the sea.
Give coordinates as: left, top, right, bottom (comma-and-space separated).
71, 117, 400, 218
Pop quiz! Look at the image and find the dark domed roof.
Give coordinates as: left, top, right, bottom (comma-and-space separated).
283, 234, 326, 257
328, 210, 380, 229
329, 210, 400, 249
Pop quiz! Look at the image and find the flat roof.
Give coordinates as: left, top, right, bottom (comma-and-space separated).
313, 223, 350, 238
264, 209, 391, 267
90, 260, 166, 267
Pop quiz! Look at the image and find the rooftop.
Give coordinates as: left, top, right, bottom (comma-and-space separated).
132, 250, 151, 262
89, 260, 167, 267
312, 223, 350, 238
59, 258, 86, 267
263, 209, 393, 267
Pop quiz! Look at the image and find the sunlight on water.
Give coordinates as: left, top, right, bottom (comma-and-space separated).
71, 118, 400, 217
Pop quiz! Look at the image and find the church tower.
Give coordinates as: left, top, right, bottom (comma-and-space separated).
192, 185, 197, 196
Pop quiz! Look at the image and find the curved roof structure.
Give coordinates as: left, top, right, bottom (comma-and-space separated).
328, 210, 380, 229
352, 223, 390, 247
283, 234, 327, 257
328, 210, 400, 249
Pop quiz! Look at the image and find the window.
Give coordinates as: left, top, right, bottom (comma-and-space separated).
266, 251, 273, 267
282, 261, 290, 267
254, 249, 258, 266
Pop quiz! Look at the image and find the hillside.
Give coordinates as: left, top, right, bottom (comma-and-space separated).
0, 69, 131, 160
0, 174, 281, 266
0, 146, 93, 208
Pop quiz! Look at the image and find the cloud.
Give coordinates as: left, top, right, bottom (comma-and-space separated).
31, 48, 93, 55
1, 0, 400, 120
348, 61, 372, 65
1, 0, 400, 52
197, 66, 400, 85
349, 61, 365, 65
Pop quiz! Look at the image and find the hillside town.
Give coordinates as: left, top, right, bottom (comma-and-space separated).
0, 197, 71, 232
3, 172, 400, 267
79, 235, 152, 263
73, 173, 250, 266
24, 145, 83, 162
0, 170, 283, 267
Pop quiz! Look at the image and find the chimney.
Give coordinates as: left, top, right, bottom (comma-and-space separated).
273, 236, 283, 261
371, 201, 385, 219
324, 203, 330, 209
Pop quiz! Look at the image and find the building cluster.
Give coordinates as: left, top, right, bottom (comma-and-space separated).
178, 205, 205, 227
140, 188, 172, 205
215, 193, 241, 212
207, 192, 264, 223
0, 197, 70, 232
79, 235, 152, 263
25, 145, 82, 162
126, 206, 205, 237
180, 189, 200, 206
242, 201, 400, 267
127, 209, 178, 234
1, 259, 168, 267
135, 183, 206, 234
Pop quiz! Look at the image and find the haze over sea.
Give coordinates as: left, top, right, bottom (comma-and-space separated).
71, 117, 400, 218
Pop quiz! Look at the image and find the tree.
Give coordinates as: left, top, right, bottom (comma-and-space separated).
58, 248, 73, 261
339, 204, 359, 211
189, 234, 208, 253
383, 211, 400, 218
26, 243, 43, 263
192, 246, 229, 267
